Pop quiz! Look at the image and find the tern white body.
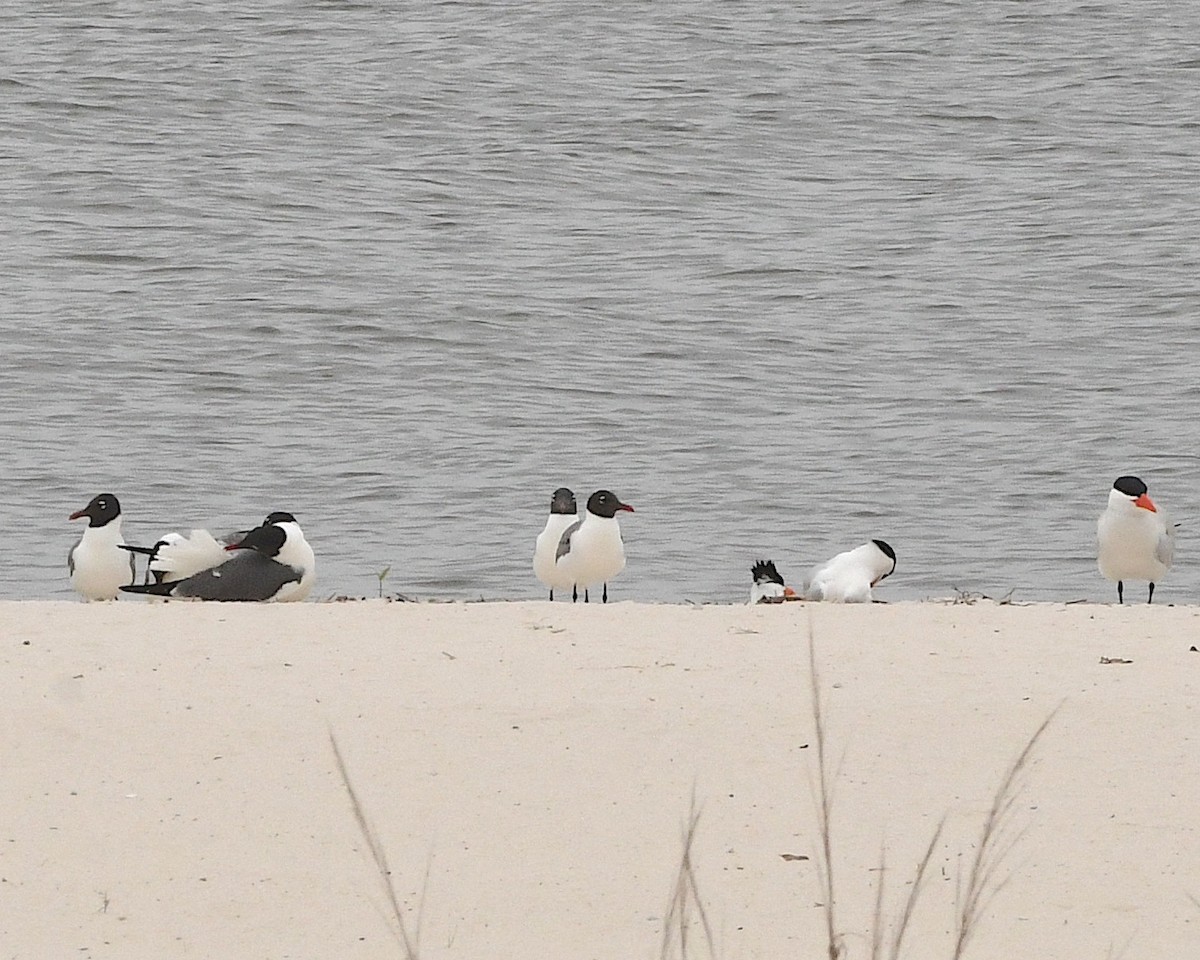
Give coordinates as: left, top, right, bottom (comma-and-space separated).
804, 541, 896, 603
69, 520, 134, 601
152, 530, 231, 582
748, 560, 791, 604
748, 580, 787, 604
749, 580, 786, 604
1097, 487, 1172, 594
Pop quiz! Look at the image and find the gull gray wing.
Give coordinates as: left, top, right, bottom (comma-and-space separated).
67, 543, 76, 575
170, 551, 301, 601
555, 519, 583, 561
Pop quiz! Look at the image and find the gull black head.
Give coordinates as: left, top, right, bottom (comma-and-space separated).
226, 522, 287, 559
263, 511, 298, 525
69, 493, 121, 528
1113, 476, 1147, 498
751, 559, 784, 586
586, 489, 634, 519
872, 539, 897, 578
549, 488, 576, 516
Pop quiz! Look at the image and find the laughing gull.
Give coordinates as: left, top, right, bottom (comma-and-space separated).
533, 487, 578, 600
118, 511, 314, 598
749, 559, 797, 604
259, 512, 316, 601
1097, 475, 1174, 603
802, 540, 897, 603
119, 513, 315, 602
554, 489, 634, 603
68, 493, 136, 601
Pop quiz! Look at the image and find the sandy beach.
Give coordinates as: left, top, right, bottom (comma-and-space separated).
2, 599, 1198, 959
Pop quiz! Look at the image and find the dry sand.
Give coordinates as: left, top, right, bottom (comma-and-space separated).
2, 599, 1198, 959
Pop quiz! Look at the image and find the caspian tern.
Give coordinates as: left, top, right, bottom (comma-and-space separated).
1097, 475, 1173, 603
803, 539, 897, 603
121, 530, 230, 585
749, 559, 797, 604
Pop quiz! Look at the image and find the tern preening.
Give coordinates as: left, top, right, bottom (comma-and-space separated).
68, 493, 136, 601
803, 539, 897, 603
1097, 475, 1173, 603
533, 487, 578, 601
748, 560, 797, 604
554, 489, 634, 603
121, 530, 231, 585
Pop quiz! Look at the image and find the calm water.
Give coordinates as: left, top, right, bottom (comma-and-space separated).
4, 1, 1199, 604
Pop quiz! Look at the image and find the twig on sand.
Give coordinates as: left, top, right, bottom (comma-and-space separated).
329, 729, 422, 960
660, 794, 718, 960
1104, 932, 1136, 960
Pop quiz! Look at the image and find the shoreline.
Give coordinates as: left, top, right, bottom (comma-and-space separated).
2, 601, 1197, 958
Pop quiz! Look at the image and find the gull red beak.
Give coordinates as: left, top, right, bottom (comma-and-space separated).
619, 504, 634, 513
68, 509, 87, 521
1134, 493, 1157, 512
224, 542, 244, 551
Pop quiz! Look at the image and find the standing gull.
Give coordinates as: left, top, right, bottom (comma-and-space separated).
533, 487, 578, 600
803, 540, 897, 603
554, 489, 634, 603
68, 493, 136, 601
1097, 475, 1173, 603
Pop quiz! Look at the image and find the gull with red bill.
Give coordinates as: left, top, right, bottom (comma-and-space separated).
1097, 475, 1174, 603
119, 512, 315, 602
554, 489, 635, 603
68, 493, 136, 600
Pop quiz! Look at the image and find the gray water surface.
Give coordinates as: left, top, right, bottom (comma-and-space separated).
4, 1, 1199, 603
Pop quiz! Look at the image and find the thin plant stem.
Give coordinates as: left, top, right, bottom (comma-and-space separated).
807, 618, 842, 960
951, 711, 1056, 960
869, 841, 887, 960
329, 729, 420, 960
660, 796, 717, 960
888, 818, 946, 960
